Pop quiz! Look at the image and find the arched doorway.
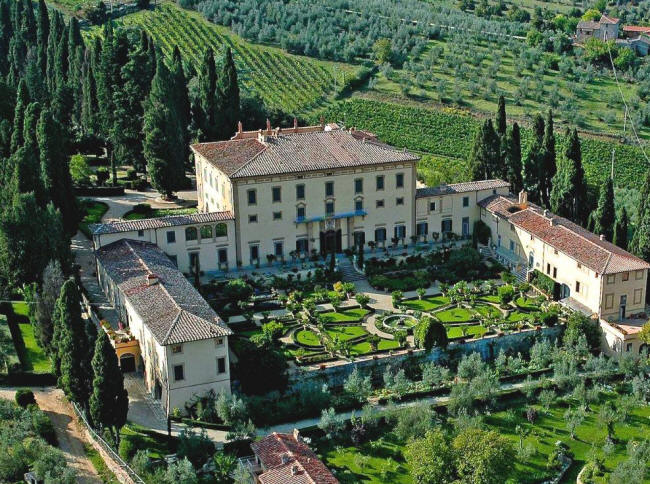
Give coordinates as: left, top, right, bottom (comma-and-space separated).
119, 353, 136, 373
320, 229, 342, 254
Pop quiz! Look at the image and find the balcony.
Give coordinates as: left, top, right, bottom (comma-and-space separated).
295, 209, 367, 224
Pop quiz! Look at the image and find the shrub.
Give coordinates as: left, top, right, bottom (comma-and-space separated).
31, 408, 56, 445
177, 429, 215, 468
69, 154, 92, 186
126, 168, 138, 180
498, 285, 515, 306
119, 436, 137, 461
15, 389, 35, 408
472, 220, 491, 246
132, 203, 151, 214
95, 167, 109, 186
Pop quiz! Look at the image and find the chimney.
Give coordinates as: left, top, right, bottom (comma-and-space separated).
293, 117, 298, 132
543, 209, 549, 218
600, 234, 605, 241
320, 115, 325, 128
291, 465, 299, 476
146, 273, 158, 286
281, 454, 290, 464
237, 120, 243, 134
266, 118, 271, 134
293, 429, 300, 441
549, 217, 555, 226
518, 190, 528, 205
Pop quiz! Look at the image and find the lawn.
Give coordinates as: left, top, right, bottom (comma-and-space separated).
350, 338, 401, 355
123, 207, 197, 220
480, 294, 501, 304
515, 296, 542, 311
295, 329, 322, 347
446, 324, 487, 339
321, 308, 369, 323
473, 303, 502, 319
85, 444, 119, 484
318, 432, 411, 484
78, 199, 109, 238
506, 310, 536, 323
434, 306, 476, 323
325, 325, 368, 342
17, 322, 50, 373
402, 296, 450, 312
0, 315, 19, 371
120, 423, 177, 460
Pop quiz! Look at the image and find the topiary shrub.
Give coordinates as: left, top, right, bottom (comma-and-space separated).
15, 388, 36, 408
119, 435, 137, 461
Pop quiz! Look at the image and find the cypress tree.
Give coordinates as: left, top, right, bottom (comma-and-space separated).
549, 155, 576, 220
171, 46, 190, 147
143, 58, 185, 199
11, 102, 44, 204
0, 0, 11, 78
53, 29, 69, 89
20, 0, 36, 44
89, 330, 129, 445
24, 54, 47, 104
614, 207, 629, 251
81, 61, 98, 135
215, 47, 240, 140
495, 95, 507, 137
53, 279, 91, 408
46, 11, 63, 89
38, 107, 78, 235
631, 171, 650, 257
36, 0, 48, 76
522, 114, 545, 203
10, 79, 29, 153
468, 119, 499, 181
504, 122, 522, 193
564, 128, 588, 225
195, 48, 216, 141
593, 178, 615, 242
540, 110, 556, 207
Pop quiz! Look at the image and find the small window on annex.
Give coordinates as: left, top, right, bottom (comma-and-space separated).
200, 225, 212, 239
215, 223, 227, 237
185, 227, 198, 242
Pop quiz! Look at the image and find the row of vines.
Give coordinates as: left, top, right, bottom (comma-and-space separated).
318, 98, 649, 191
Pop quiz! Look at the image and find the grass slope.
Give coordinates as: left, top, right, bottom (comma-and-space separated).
111, 2, 362, 115
319, 98, 648, 191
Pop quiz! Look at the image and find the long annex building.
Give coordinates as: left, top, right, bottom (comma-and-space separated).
90, 122, 650, 412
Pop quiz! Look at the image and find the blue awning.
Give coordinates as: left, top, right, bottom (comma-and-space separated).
295, 210, 367, 224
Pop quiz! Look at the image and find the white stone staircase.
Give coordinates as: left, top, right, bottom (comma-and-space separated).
338, 258, 366, 282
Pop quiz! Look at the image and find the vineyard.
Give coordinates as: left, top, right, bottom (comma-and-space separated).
113, 2, 363, 115
318, 98, 649, 191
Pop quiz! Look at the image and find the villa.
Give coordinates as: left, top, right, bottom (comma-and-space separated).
88, 121, 650, 411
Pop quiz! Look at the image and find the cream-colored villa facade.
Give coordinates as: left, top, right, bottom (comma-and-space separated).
90, 122, 650, 396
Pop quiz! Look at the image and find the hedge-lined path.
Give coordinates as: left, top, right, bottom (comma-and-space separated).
364, 314, 396, 340
0, 387, 102, 484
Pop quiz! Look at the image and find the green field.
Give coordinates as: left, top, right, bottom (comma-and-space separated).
319, 98, 649, 191
110, 2, 362, 115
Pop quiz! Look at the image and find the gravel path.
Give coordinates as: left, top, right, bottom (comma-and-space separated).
0, 387, 101, 484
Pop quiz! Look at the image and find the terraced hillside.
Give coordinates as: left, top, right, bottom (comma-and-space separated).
114, 2, 363, 115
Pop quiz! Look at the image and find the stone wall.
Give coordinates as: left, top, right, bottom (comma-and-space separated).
288, 326, 563, 390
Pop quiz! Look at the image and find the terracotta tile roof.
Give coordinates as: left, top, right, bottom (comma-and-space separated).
479, 195, 650, 275
624, 25, 650, 33
251, 432, 338, 484
577, 20, 601, 30
416, 179, 510, 198
191, 129, 418, 179
90, 211, 234, 235
600, 14, 620, 24
95, 240, 232, 344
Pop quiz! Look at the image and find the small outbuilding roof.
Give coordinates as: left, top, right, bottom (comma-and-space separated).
90, 211, 234, 235
416, 179, 510, 198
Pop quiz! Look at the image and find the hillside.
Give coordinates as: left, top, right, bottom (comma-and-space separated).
111, 3, 364, 115
317, 97, 648, 192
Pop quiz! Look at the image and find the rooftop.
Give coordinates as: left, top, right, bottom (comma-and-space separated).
95, 240, 232, 345
623, 25, 650, 33
600, 14, 620, 24
191, 124, 418, 179
416, 179, 510, 198
90, 211, 234, 235
577, 20, 601, 30
479, 195, 650, 275
251, 431, 338, 484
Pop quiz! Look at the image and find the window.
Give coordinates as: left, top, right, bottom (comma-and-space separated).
200, 225, 212, 239
509, 240, 515, 252
553, 267, 557, 279
441, 219, 452, 233
376, 200, 385, 208
417, 222, 428, 236
396, 197, 404, 206
215, 337, 224, 347
355, 199, 363, 211
166, 231, 176, 243
375, 227, 387, 242
510, 223, 515, 232
296, 206, 306, 219
272, 186, 281, 203
429, 201, 436, 211
635, 288, 643, 304
605, 293, 614, 309
607, 274, 616, 284
462, 196, 469, 207
325, 201, 335, 215
296, 184, 305, 200
577, 263, 582, 269
168, 255, 178, 267
554, 249, 558, 255
575, 281, 580, 293
622, 272, 629, 281
218, 248, 228, 264
354, 231, 365, 246
325, 181, 334, 197
394, 225, 406, 239
376, 175, 384, 190
636, 270, 644, 280
250, 245, 259, 262
621, 295, 627, 305
138, 229, 144, 237
627, 343, 633, 352
173, 364, 184, 381
296, 239, 308, 253
217, 357, 226, 374
355, 178, 363, 194
247, 189, 257, 205
248, 215, 258, 223
185, 227, 197, 242
215, 223, 227, 237
396, 173, 404, 188
172, 344, 183, 354
273, 211, 282, 220
546, 263, 550, 275
274, 241, 284, 257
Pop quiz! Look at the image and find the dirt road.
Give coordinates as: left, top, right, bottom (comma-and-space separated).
0, 387, 101, 484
